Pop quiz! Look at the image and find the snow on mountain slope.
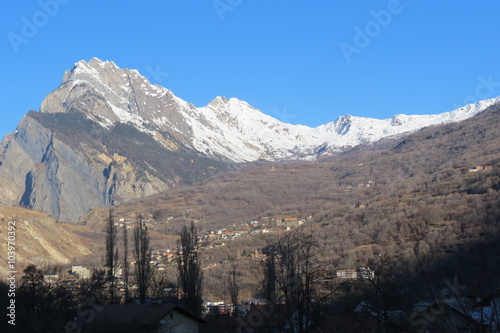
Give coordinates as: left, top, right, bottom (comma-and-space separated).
40, 58, 500, 162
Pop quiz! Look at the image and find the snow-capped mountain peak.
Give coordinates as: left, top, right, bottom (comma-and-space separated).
39, 58, 500, 162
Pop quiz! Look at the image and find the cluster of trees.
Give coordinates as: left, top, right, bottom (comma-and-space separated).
102, 211, 204, 315
0, 264, 77, 332
0, 213, 205, 332
135, 166, 500, 306
260, 229, 325, 332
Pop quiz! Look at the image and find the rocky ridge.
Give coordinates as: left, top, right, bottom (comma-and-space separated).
41, 58, 500, 162
1, 57, 499, 223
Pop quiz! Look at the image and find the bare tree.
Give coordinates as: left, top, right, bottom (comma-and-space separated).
149, 269, 171, 299
177, 222, 203, 315
227, 265, 240, 315
134, 217, 151, 304
262, 247, 277, 303
362, 256, 408, 333
122, 224, 130, 302
105, 209, 118, 303
16, 265, 77, 332
273, 229, 322, 333
20, 264, 44, 314
79, 268, 108, 305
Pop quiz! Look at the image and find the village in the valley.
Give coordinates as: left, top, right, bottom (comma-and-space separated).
23, 168, 500, 331
39, 209, 380, 322
38, 178, 380, 305
39, 213, 317, 310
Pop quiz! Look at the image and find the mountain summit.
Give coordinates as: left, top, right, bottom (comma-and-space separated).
39, 58, 500, 162
1, 57, 499, 222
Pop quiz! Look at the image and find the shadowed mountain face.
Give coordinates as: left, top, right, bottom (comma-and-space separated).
0, 57, 499, 223
0, 111, 227, 223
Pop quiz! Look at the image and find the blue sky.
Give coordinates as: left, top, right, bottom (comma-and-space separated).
1, 1, 500, 138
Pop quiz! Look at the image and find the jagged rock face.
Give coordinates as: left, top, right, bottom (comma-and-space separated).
0, 111, 224, 223
1, 57, 500, 222
40, 58, 200, 148
40, 58, 500, 163
0, 114, 171, 222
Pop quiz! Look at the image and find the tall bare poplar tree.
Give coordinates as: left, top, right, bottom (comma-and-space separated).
274, 229, 321, 333
227, 265, 240, 315
263, 250, 277, 303
134, 217, 151, 304
105, 209, 117, 303
21, 264, 44, 314
177, 222, 203, 315
122, 224, 129, 302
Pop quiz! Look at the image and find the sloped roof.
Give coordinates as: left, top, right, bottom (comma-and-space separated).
81, 304, 204, 333
474, 289, 500, 308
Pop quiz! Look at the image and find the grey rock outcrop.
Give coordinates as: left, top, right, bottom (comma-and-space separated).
1, 57, 498, 222
0, 113, 172, 223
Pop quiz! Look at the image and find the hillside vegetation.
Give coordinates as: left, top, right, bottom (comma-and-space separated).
4, 103, 499, 312
3, 103, 500, 332
74, 104, 500, 302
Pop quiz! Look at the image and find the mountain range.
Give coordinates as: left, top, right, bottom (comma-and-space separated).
1, 57, 499, 223
39, 58, 500, 162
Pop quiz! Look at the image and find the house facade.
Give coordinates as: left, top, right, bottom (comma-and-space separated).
161, 308, 200, 333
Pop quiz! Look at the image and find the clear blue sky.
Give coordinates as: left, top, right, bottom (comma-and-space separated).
1, 1, 500, 138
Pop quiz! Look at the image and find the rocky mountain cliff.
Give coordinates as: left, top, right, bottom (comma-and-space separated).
1, 57, 499, 223
0, 110, 226, 223
40, 58, 500, 162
